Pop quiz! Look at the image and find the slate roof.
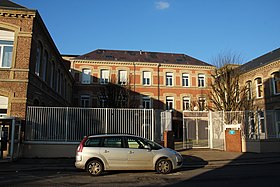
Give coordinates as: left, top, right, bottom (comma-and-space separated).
74, 49, 213, 66
0, 0, 27, 9
238, 48, 280, 73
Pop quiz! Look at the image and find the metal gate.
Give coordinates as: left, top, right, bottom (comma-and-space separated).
183, 111, 209, 148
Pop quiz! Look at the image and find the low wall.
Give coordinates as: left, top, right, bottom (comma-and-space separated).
243, 139, 280, 153
21, 142, 79, 158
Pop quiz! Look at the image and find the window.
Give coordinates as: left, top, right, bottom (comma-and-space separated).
0, 95, 8, 117
100, 69, 109, 84
127, 137, 145, 149
246, 81, 252, 100
0, 30, 14, 68
99, 95, 108, 108
272, 72, 280, 95
182, 73, 189, 87
57, 69, 61, 93
41, 51, 48, 81
80, 95, 90, 107
35, 42, 42, 75
198, 74, 205, 87
84, 137, 102, 147
0, 40, 13, 68
103, 137, 123, 148
255, 78, 263, 98
82, 69, 91, 84
118, 70, 127, 85
49, 61, 54, 88
258, 111, 265, 133
166, 72, 173, 86
182, 97, 190, 111
198, 97, 206, 111
142, 97, 151, 109
166, 96, 174, 110
143, 71, 151, 85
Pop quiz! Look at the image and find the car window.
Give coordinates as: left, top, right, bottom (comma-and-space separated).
103, 137, 123, 148
84, 137, 102, 147
127, 137, 145, 149
142, 138, 162, 150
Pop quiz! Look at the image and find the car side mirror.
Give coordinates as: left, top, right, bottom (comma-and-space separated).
144, 145, 151, 150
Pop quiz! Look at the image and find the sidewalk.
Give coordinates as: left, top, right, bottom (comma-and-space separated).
179, 149, 280, 168
1, 149, 280, 172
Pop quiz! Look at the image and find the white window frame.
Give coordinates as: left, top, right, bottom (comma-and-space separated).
272, 72, 280, 95
182, 97, 190, 111
166, 96, 174, 110
100, 69, 110, 84
82, 69, 91, 84
142, 97, 151, 109
80, 95, 90, 107
143, 71, 151, 86
166, 72, 173, 86
198, 74, 205, 87
0, 30, 14, 68
255, 77, 263, 98
118, 70, 127, 85
0, 40, 13, 68
182, 73, 189, 87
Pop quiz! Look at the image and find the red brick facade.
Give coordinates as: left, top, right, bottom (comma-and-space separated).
0, 5, 73, 119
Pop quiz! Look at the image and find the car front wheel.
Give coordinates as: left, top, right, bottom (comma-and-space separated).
155, 159, 172, 174
86, 160, 103, 176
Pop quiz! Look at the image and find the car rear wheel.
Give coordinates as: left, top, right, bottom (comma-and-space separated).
156, 159, 172, 174
86, 160, 103, 176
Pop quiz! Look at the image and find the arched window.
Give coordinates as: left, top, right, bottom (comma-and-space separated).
272, 72, 280, 95
246, 81, 252, 100
35, 42, 42, 76
41, 50, 48, 81
255, 77, 263, 98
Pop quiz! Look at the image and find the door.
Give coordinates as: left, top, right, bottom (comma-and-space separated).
126, 137, 154, 170
99, 136, 127, 169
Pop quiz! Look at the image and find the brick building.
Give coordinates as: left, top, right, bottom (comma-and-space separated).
69, 49, 215, 139
0, 1, 73, 119
238, 48, 280, 110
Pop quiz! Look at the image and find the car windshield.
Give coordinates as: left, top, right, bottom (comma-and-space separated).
142, 138, 162, 150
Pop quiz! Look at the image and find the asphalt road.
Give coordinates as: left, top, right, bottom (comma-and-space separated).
1, 162, 279, 187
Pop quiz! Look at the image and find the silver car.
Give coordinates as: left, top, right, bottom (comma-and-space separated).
75, 134, 183, 176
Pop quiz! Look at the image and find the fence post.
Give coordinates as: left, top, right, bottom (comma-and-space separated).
152, 109, 154, 141
209, 111, 214, 149
65, 107, 69, 142
105, 108, 108, 134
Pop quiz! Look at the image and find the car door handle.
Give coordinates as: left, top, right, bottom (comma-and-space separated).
104, 150, 109, 153
129, 151, 134, 154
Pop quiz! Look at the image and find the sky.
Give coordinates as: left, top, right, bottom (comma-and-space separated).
13, 0, 280, 64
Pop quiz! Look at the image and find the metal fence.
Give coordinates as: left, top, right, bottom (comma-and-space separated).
183, 110, 280, 150
25, 107, 155, 142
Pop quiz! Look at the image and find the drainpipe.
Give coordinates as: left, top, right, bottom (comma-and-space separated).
157, 63, 161, 109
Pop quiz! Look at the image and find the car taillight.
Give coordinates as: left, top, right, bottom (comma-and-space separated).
77, 136, 88, 152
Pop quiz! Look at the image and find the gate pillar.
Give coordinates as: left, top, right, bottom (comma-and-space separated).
164, 131, 174, 149
225, 129, 242, 152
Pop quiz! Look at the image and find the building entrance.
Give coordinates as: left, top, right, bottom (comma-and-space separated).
0, 117, 21, 160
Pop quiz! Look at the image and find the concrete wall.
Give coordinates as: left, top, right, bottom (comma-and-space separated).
242, 139, 280, 153
21, 142, 79, 158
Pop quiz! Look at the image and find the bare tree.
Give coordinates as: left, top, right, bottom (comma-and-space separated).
209, 52, 254, 111
98, 77, 136, 108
